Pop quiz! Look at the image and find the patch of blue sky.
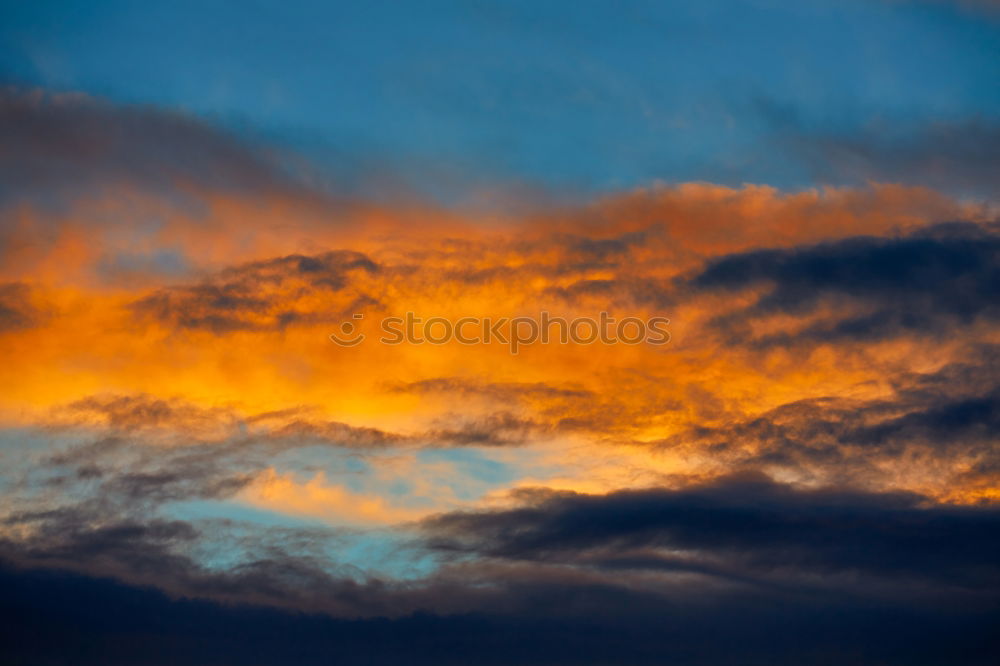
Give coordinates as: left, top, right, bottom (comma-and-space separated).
259, 441, 559, 514
168, 497, 326, 529
414, 447, 520, 500
322, 528, 439, 581
167, 499, 439, 580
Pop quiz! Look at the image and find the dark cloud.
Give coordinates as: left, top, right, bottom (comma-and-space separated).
18, 405, 999, 621
396, 377, 593, 401
56, 392, 536, 450
392, 375, 684, 440
0, 87, 327, 209
3, 508, 199, 572
544, 276, 674, 309
265, 418, 406, 447
3, 474, 999, 665
758, 96, 1000, 198
852, 391, 1000, 447
37, 441, 255, 513
33, 401, 410, 516
102, 470, 254, 504
689, 221, 1000, 345
5, 391, 1000, 663
130, 251, 379, 332
2, 560, 998, 666
0, 504, 385, 616
59, 393, 404, 447
655, 350, 1000, 491
0, 282, 44, 331
424, 474, 1000, 592
541, 229, 653, 274
424, 412, 543, 447
793, 119, 1000, 199
64, 394, 234, 431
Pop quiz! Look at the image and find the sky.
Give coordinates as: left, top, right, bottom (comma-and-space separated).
1, 1, 999, 664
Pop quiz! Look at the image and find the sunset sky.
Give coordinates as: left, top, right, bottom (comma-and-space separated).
1, 2, 999, 664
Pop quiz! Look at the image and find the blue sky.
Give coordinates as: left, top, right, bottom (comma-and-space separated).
3, 0, 998, 200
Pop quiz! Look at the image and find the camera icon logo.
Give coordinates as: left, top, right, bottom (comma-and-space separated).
329, 313, 366, 347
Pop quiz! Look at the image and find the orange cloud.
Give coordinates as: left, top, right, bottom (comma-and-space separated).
1, 174, 996, 521
241, 468, 429, 525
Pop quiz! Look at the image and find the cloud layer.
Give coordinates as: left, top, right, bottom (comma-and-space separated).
1, 88, 998, 664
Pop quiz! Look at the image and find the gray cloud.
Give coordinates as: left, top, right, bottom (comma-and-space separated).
130, 251, 380, 332
0, 87, 334, 210
0, 282, 44, 332
424, 473, 1000, 593
688, 221, 1000, 346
